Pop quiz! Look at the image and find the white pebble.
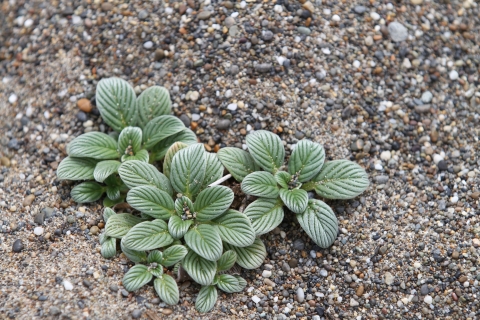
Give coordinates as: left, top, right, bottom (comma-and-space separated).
165, 7, 173, 14
449, 70, 459, 80
191, 114, 200, 121
319, 269, 328, 277
370, 12, 380, 20
24, 19, 34, 28
296, 288, 305, 303
262, 270, 272, 278
9, 94, 18, 104
332, 14, 340, 22
227, 103, 237, 111
252, 295, 261, 303
276, 56, 287, 66
34, 227, 44, 236
424, 295, 433, 304
63, 280, 74, 291
414, 261, 421, 268
71, 15, 82, 25
231, 12, 239, 18
353, 60, 361, 68
433, 153, 443, 164
274, 5, 283, 13
402, 58, 412, 69
143, 41, 153, 49
380, 151, 391, 161
240, 1, 246, 9
225, 89, 233, 98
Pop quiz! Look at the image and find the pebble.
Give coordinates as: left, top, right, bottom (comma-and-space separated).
23, 194, 35, 207
319, 269, 328, 277
34, 227, 44, 236
90, 226, 99, 235
132, 309, 142, 319
49, 306, 61, 316
370, 12, 380, 20
449, 70, 459, 80
9, 94, 18, 104
197, 11, 212, 20
384, 272, 394, 285
296, 288, 305, 303
34, 211, 45, 225
262, 270, 272, 278
375, 175, 389, 184
77, 98, 92, 113
421, 91, 433, 103
388, 22, 408, 42
350, 298, 359, 307
63, 280, 74, 291
292, 239, 305, 250
424, 295, 433, 304
143, 41, 153, 49
12, 239, 24, 253
380, 151, 391, 161
216, 119, 231, 130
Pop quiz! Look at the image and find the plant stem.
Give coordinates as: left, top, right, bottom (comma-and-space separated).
208, 174, 232, 187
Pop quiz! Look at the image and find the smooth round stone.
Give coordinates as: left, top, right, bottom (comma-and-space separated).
12, 239, 24, 253
63, 280, 74, 291
388, 22, 408, 42
143, 41, 153, 49
34, 227, 44, 236
296, 288, 305, 303
449, 70, 459, 80
424, 295, 433, 304
370, 12, 380, 20
9, 94, 18, 104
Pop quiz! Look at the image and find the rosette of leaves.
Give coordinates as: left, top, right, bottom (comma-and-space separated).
56, 78, 197, 206
102, 144, 266, 312
217, 130, 369, 248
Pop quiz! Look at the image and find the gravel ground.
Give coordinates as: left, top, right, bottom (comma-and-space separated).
1, 0, 480, 319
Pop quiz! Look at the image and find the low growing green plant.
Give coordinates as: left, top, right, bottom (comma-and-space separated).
218, 130, 369, 248
56, 78, 196, 206
101, 144, 266, 312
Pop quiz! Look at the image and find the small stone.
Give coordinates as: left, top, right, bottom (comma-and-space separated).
296, 288, 305, 303
63, 280, 74, 291
384, 272, 394, 285
90, 226, 99, 235
319, 269, 328, 277
411, 0, 423, 4
288, 258, 298, 268
34, 211, 45, 225
49, 306, 61, 316
356, 285, 364, 296
0, 157, 11, 167
354, 5, 366, 14
420, 284, 429, 295
132, 309, 142, 319
424, 295, 433, 304
143, 41, 154, 49
262, 270, 272, 278
380, 151, 391, 161
161, 309, 173, 315
473, 239, 480, 248
189, 91, 199, 101
388, 21, 408, 42
23, 194, 36, 207
297, 27, 311, 35
302, 1, 314, 13
138, 10, 149, 20
197, 11, 212, 20
12, 239, 24, 253
255, 63, 272, 73
34, 227, 44, 236
375, 175, 389, 184
459, 275, 468, 283
292, 239, 305, 250
282, 262, 291, 272
421, 91, 433, 103
216, 119, 231, 130
350, 298, 359, 307
9, 94, 18, 104
452, 251, 460, 259
449, 70, 459, 80
264, 279, 275, 287
224, 17, 235, 28
77, 98, 92, 113
109, 284, 119, 292
101, 3, 113, 11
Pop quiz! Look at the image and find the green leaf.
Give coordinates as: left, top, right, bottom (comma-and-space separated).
103, 196, 125, 207
194, 186, 234, 221
147, 250, 163, 264
163, 142, 189, 179
213, 209, 256, 247
121, 149, 149, 163
101, 236, 116, 259
122, 265, 153, 292
296, 199, 338, 248
118, 126, 142, 156
68, 132, 119, 160
168, 216, 193, 239
244, 198, 284, 235
105, 213, 144, 238
161, 245, 188, 267
57, 157, 98, 180
234, 276, 247, 291
127, 186, 175, 220
154, 274, 179, 305
241, 171, 279, 198
200, 153, 224, 190
137, 86, 172, 128
245, 130, 284, 174
106, 185, 120, 200
182, 250, 216, 286
195, 286, 217, 313
309, 160, 369, 199
217, 147, 260, 182
174, 196, 194, 216
120, 238, 147, 263
288, 140, 325, 182
279, 188, 309, 214
103, 207, 116, 222
96, 77, 137, 131
170, 144, 206, 199
274, 171, 291, 189
71, 182, 104, 203
143, 115, 186, 149
185, 224, 223, 261
217, 250, 237, 272
94, 160, 121, 183
122, 219, 174, 251
224, 238, 266, 269
150, 129, 198, 161
216, 274, 242, 293
118, 160, 172, 195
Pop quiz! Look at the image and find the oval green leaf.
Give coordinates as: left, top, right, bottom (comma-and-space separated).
71, 181, 104, 203
118, 160, 172, 195
245, 130, 285, 174
182, 250, 216, 286
94, 160, 121, 183
105, 213, 144, 238
194, 186, 234, 221
137, 86, 172, 128
195, 285, 217, 313
68, 132, 119, 160
279, 188, 309, 214
122, 264, 153, 292
96, 77, 137, 131
170, 144, 206, 199
161, 245, 188, 267
288, 139, 325, 182
213, 209, 256, 248
223, 238, 266, 270
163, 142, 189, 179
217, 147, 260, 182
57, 157, 98, 181
122, 219, 174, 251
244, 198, 284, 235
154, 274, 179, 305
185, 224, 223, 261
296, 199, 338, 248
143, 115, 186, 149
150, 129, 198, 161
241, 171, 279, 198
217, 250, 237, 272
127, 186, 175, 220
